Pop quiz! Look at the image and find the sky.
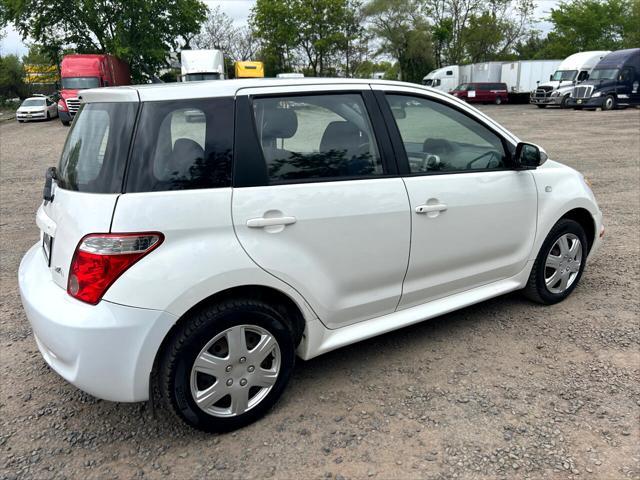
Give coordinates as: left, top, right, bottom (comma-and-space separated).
0, 0, 558, 57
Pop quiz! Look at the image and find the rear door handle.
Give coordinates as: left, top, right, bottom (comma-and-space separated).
246, 216, 297, 228
415, 203, 447, 214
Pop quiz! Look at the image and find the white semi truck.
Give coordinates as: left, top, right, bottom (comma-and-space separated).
529, 51, 611, 108
501, 59, 563, 99
180, 49, 225, 82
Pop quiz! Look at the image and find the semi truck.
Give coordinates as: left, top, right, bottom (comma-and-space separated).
180, 50, 225, 82
501, 59, 563, 101
58, 54, 131, 125
530, 51, 610, 108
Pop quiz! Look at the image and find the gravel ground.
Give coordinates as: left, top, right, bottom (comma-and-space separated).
1, 105, 639, 480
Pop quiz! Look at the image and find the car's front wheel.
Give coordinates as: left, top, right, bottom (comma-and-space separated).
602, 95, 616, 111
158, 299, 296, 432
523, 219, 588, 304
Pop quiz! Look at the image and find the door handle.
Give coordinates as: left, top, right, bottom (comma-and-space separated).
415, 203, 447, 214
246, 216, 297, 228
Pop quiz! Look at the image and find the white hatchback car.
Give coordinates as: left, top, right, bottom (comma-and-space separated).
19, 79, 603, 432
16, 96, 59, 122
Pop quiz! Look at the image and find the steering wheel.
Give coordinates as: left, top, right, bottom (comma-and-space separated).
465, 150, 501, 170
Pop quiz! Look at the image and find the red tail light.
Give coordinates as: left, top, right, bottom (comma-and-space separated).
68, 232, 164, 305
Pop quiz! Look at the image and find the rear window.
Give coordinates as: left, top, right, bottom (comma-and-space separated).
125, 98, 233, 192
57, 102, 137, 193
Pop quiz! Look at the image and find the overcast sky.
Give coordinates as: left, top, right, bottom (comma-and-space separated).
0, 0, 558, 57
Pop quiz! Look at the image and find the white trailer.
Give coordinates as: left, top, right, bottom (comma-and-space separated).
501, 59, 563, 95
180, 49, 225, 81
470, 62, 504, 83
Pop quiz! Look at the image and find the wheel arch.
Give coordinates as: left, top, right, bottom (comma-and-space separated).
560, 207, 596, 253
150, 284, 307, 396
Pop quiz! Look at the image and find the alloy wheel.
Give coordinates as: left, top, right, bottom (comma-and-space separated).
189, 324, 281, 418
544, 233, 583, 294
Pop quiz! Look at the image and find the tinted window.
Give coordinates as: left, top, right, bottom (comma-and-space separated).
57, 102, 137, 193
387, 94, 506, 174
126, 98, 233, 192
252, 94, 383, 183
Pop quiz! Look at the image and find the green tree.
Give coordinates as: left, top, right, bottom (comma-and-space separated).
0, 54, 27, 99
542, 0, 637, 58
250, 0, 299, 74
3, 0, 207, 82
365, 0, 435, 82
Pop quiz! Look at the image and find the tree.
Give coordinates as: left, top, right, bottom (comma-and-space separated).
194, 7, 259, 62
250, 0, 298, 74
0, 54, 27, 99
365, 0, 434, 82
3, 0, 207, 82
542, 0, 636, 58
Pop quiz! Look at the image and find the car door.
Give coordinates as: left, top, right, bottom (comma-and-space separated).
231, 85, 411, 329
373, 86, 538, 309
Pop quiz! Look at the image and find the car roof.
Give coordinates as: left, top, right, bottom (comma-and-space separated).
23, 97, 47, 101
79, 78, 443, 103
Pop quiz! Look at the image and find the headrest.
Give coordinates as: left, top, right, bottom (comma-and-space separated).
320, 121, 366, 153
262, 108, 298, 139
173, 138, 204, 160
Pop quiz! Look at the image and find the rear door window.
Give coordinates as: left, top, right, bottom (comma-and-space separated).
251, 94, 383, 183
57, 102, 137, 193
126, 98, 234, 192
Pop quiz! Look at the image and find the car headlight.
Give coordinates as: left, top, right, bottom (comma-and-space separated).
592, 91, 601, 98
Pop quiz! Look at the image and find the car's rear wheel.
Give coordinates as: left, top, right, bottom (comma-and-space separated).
158, 299, 296, 432
523, 219, 588, 304
495, 96, 502, 105
536, 104, 546, 108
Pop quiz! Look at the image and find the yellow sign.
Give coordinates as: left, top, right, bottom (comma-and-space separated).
235, 61, 265, 79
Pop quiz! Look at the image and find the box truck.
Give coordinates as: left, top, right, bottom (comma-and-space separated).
58, 54, 131, 125
180, 50, 225, 82
530, 52, 609, 108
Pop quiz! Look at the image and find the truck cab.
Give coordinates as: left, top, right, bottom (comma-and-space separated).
180, 50, 225, 82
422, 66, 459, 92
58, 54, 131, 126
531, 51, 610, 108
567, 49, 640, 111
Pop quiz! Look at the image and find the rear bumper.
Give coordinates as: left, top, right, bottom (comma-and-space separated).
18, 243, 178, 402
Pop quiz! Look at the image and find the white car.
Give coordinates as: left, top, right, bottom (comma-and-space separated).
19, 79, 603, 432
16, 96, 59, 122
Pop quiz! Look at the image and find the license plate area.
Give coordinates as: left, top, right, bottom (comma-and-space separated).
42, 232, 53, 266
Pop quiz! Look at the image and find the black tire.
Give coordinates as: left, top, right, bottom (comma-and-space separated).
158, 298, 296, 433
46, 111, 50, 120
523, 219, 588, 305
536, 104, 547, 109
495, 96, 503, 105
61, 120, 70, 126
602, 95, 616, 111
560, 95, 570, 109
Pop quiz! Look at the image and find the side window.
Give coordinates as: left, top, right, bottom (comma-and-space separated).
126, 98, 233, 192
577, 71, 589, 82
252, 94, 383, 183
386, 94, 507, 174
434, 79, 442, 87
619, 67, 632, 83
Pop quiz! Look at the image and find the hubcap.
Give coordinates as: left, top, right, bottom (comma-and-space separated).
544, 233, 583, 294
190, 325, 281, 418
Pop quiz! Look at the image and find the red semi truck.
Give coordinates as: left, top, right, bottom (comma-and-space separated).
58, 54, 131, 125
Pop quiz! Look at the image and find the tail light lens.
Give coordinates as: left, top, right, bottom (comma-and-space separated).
68, 232, 163, 305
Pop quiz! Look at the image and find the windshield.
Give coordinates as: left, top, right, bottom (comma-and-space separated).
61, 77, 101, 89
589, 68, 618, 80
21, 99, 45, 107
551, 70, 577, 81
184, 73, 221, 81
57, 102, 137, 193
454, 84, 470, 91
423, 79, 433, 86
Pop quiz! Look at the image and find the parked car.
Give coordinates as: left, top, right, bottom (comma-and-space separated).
450, 82, 509, 104
16, 96, 58, 122
567, 48, 640, 110
19, 78, 603, 433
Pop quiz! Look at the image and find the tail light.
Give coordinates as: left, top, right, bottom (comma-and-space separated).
68, 232, 164, 305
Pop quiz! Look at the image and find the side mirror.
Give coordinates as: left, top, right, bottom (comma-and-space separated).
43, 166, 57, 202
514, 142, 548, 169
549, 74, 553, 81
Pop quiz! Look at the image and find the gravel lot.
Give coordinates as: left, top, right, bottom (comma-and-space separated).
1, 104, 639, 480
